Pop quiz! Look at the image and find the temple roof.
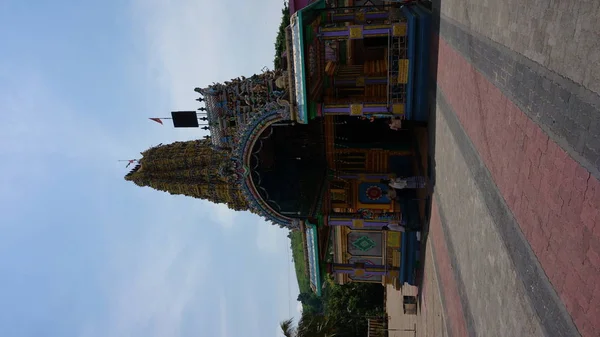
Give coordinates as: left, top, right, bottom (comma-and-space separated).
196, 70, 289, 151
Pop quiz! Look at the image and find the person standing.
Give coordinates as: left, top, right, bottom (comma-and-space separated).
381, 219, 421, 232
381, 176, 427, 190
387, 117, 428, 131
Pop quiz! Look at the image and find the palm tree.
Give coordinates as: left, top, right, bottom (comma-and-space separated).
280, 318, 296, 337
280, 314, 337, 337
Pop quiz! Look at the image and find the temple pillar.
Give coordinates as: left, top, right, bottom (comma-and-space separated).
329, 10, 389, 24
328, 262, 399, 278
319, 22, 407, 41
328, 214, 402, 228
322, 102, 405, 118
333, 76, 388, 88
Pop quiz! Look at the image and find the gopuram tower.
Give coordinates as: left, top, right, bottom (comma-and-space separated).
124, 139, 249, 211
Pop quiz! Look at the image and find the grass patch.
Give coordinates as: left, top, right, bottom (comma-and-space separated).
289, 230, 312, 294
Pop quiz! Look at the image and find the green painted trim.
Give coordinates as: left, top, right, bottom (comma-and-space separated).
305, 221, 322, 296
316, 214, 324, 227
309, 101, 317, 120
293, 0, 325, 124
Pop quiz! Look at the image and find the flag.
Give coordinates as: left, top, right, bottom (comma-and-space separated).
149, 118, 163, 125
126, 159, 137, 168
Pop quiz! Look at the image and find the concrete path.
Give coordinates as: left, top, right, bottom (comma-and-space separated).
386, 234, 447, 337
388, 1, 600, 336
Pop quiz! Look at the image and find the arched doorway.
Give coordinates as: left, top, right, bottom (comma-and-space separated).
249, 121, 327, 218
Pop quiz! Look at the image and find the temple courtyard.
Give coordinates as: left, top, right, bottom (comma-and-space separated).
385, 0, 600, 336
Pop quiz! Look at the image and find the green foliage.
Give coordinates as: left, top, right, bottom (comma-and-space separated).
273, 1, 291, 69
297, 292, 324, 314
289, 230, 312, 294
280, 314, 338, 337
282, 280, 385, 337
280, 318, 296, 337
320, 279, 385, 337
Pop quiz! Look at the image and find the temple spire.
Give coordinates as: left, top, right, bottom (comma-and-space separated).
124, 139, 249, 211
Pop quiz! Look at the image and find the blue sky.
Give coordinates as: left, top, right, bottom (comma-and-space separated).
0, 1, 300, 336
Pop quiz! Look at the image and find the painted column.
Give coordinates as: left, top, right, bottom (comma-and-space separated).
334, 76, 388, 87
328, 216, 389, 228
328, 214, 402, 228
319, 22, 407, 41
330, 11, 389, 23
322, 102, 405, 117
328, 263, 398, 278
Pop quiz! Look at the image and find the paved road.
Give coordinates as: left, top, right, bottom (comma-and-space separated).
386, 235, 447, 337
387, 1, 600, 336
418, 0, 600, 336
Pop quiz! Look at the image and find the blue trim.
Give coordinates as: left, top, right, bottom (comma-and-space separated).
399, 232, 418, 285
402, 7, 417, 120
400, 232, 408, 283
411, 4, 432, 122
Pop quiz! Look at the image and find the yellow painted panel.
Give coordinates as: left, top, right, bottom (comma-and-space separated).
392, 104, 405, 115
387, 232, 401, 248
352, 219, 364, 228
393, 23, 407, 37
355, 11, 365, 22
349, 26, 363, 39
398, 59, 410, 83
368, 24, 392, 29
355, 76, 365, 87
350, 104, 363, 116
321, 27, 347, 32
363, 103, 387, 108
392, 250, 401, 267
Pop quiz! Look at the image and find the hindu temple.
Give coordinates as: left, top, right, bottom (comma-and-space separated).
125, 0, 432, 294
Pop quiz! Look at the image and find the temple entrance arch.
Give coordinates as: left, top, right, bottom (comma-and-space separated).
248, 120, 327, 219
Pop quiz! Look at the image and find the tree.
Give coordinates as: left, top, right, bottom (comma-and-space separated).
297, 292, 324, 314
273, 1, 291, 69
320, 281, 386, 337
280, 318, 295, 337
280, 314, 338, 337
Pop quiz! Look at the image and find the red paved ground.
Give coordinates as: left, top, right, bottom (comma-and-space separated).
436, 37, 600, 336
429, 198, 469, 337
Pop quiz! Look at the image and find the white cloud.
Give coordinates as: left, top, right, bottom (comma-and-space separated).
219, 294, 228, 337
241, 294, 262, 337
77, 213, 212, 337
255, 218, 282, 253
296, 302, 303, 314
207, 202, 239, 229
0, 68, 116, 157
